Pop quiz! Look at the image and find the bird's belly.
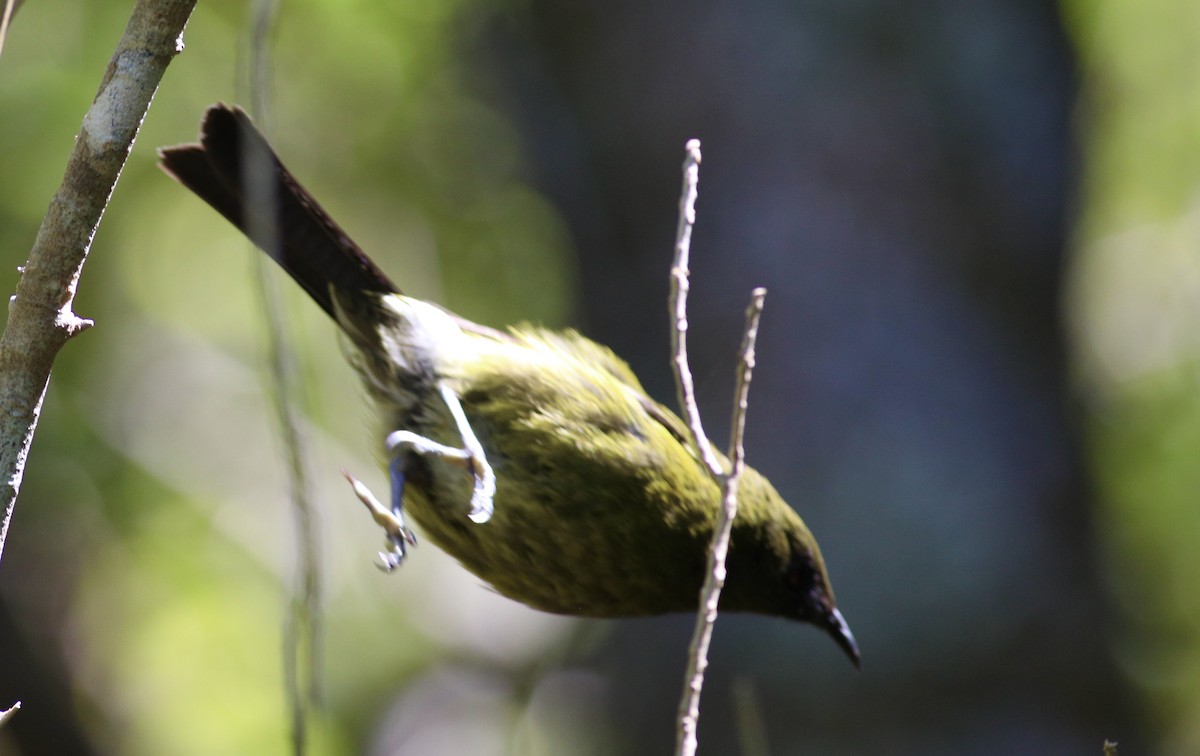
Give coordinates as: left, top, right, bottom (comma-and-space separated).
403, 452, 711, 618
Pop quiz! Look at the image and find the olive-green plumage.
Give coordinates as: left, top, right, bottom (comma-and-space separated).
158, 104, 859, 666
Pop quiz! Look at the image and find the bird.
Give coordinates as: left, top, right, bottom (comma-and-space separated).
158, 104, 859, 666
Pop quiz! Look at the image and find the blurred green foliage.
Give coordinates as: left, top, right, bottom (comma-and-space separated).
1, 0, 583, 753
1065, 0, 1200, 753
2, 0, 1199, 753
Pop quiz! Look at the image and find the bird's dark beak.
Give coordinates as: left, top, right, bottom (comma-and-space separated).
827, 607, 861, 668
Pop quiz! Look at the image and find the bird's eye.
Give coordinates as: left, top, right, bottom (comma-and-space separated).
786, 555, 816, 589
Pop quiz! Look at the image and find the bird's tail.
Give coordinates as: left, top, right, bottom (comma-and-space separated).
158, 104, 399, 318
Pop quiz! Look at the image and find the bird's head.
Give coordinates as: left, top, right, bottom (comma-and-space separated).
721, 474, 860, 667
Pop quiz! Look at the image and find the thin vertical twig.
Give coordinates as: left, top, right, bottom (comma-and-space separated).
242, 1, 323, 753
0, 0, 21, 60
669, 139, 768, 756
669, 141, 723, 476
731, 677, 771, 756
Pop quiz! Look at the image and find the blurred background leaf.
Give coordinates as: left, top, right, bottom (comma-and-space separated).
1066, 1, 1200, 754
0, 0, 1193, 753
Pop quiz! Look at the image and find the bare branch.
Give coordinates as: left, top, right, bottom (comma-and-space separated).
0, 0, 198, 565
670, 139, 768, 756
0, 0, 24, 60
669, 140, 724, 479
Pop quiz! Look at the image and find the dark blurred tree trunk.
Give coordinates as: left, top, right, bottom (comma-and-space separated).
466, 1, 1143, 752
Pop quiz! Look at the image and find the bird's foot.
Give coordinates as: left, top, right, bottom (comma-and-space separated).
382, 381, 495, 523
342, 468, 418, 572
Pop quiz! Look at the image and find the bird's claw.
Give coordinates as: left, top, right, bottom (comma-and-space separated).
344, 468, 418, 571
384, 383, 497, 525
466, 456, 496, 524
376, 517, 419, 572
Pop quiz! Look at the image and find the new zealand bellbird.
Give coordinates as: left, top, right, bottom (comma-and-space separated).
158, 105, 859, 666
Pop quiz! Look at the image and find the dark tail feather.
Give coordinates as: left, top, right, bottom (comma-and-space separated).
158, 104, 398, 318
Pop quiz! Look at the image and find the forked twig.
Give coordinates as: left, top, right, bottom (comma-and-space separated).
669, 140, 768, 756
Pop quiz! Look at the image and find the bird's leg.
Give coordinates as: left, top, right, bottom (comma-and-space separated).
342, 468, 417, 571
384, 381, 496, 524
345, 383, 495, 570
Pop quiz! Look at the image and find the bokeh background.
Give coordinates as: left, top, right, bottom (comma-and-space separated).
0, 0, 1196, 753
